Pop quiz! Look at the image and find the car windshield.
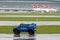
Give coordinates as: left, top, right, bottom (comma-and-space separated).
20, 23, 25, 27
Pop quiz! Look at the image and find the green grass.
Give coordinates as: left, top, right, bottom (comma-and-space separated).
0, 25, 60, 34
36, 25, 60, 34
0, 12, 60, 16
0, 26, 14, 34
0, 17, 60, 21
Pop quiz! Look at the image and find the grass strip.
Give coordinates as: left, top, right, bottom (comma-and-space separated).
0, 25, 60, 34
0, 17, 60, 21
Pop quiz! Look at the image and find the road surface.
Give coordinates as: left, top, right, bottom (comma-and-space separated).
0, 34, 60, 40
0, 21, 60, 26
0, 15, 60, 17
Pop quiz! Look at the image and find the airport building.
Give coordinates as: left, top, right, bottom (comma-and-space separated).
0, 0, 60, 12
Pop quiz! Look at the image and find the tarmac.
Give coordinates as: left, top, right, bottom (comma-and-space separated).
0, 21, 60, 26
0, 15, 60, 17
0, 34, 60, 40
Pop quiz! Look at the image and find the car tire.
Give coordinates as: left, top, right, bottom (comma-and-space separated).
13, 28, 20, 35
28, 29, 34, 35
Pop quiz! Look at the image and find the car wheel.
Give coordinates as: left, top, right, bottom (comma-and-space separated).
28, 29, 34, 35
13, 28, 20, 35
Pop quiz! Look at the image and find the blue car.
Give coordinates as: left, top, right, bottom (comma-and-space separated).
13, 23, 36, 35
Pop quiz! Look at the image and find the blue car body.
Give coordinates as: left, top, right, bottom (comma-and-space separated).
14, 23, 36, 32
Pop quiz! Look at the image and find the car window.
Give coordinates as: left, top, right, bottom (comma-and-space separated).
20, 24, 25, 27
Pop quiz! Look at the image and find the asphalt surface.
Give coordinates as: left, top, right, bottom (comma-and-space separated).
0, 34, 60, 40
0, 21, 60, 26
0, 15, 60, 17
